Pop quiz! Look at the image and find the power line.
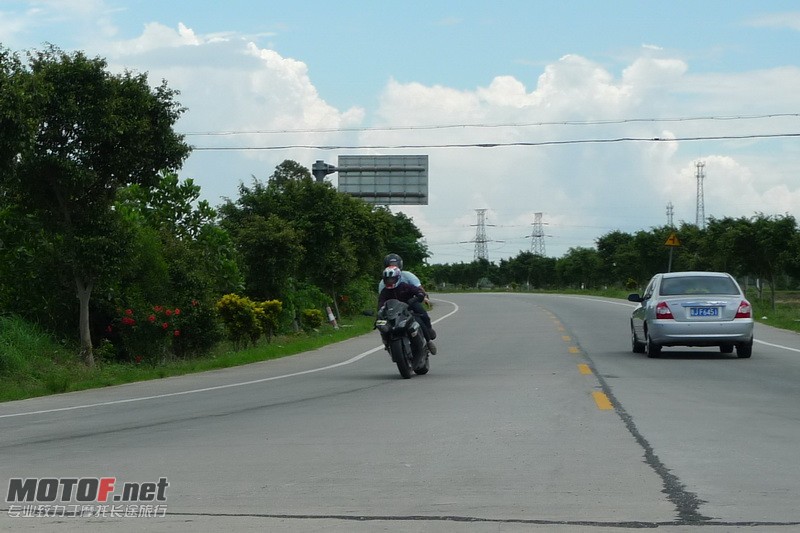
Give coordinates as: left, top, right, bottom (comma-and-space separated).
190, 132, 800, 151
181, 113, 800, 136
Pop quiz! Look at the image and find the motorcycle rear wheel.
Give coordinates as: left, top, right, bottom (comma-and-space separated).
391, 338, 412, 379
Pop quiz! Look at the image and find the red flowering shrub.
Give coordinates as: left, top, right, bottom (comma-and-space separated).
108, 305, 186, 363
170, 301, 221, 358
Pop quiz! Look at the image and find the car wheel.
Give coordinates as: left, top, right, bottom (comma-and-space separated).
631, 322, 645, 354
719, 344, 734, 354
645, 329, 661, 358
736, 340, 753, 359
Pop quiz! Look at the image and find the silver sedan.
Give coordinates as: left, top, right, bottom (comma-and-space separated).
628, 271, 754, 358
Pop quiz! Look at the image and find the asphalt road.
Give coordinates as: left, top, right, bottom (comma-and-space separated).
2, 292, 799, 532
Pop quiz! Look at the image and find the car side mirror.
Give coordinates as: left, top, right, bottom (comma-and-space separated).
627, 293, 643, 303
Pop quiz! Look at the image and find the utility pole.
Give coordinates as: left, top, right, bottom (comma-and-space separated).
529, 212, 546, 256
695, 161, 706, 229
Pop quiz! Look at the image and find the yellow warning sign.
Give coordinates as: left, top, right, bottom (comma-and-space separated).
665, 233, 681, 247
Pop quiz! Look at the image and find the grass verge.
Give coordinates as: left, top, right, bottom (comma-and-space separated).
0, 314, 377, 404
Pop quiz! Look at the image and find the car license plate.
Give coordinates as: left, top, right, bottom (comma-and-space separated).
690, 307, 718, 317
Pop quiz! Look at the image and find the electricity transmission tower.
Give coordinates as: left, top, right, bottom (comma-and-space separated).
695, 161, 706, 229
529, 212, 546, 256
472, 209, 489, 261
666, 202, 674, 228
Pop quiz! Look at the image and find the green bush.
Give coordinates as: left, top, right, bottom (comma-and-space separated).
216, 294, 283, 346
337, 276, 378, 316
283, 282, 329, 331
171, 300, 223, 358
93, 338, 117, 363
254, 299, 283, 342
216, 293, 260, 347
301, 308, 324, 330
0, 315, 30, 375
287, 283, 329, 313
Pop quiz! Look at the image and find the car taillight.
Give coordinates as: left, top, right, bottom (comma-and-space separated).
655, 301, 674, 319
735, 300, 752, 319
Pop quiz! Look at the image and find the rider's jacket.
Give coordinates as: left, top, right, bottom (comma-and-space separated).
378, 283, 426, 309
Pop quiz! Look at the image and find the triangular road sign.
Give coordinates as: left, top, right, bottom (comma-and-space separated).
665, 233, 681, 247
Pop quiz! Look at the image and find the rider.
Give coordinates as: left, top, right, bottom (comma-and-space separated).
378, 253, 422, 293
377, 253, 436, 340
378, 264, 437, 355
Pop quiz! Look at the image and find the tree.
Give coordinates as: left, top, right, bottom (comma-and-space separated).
630, 228, 674, 280
700, 217, 743, 275
118, 172, 217, 240
668, 222, 707, 272
0, 46, 190, 365
0, 204, 76, 331
269, 160, 312, 188
733, 214, 797, 310
503, 251, 557, 289
0, 48, 29, 182
115, 171, 243, 303
235, 214, 303, 300
596, 230, 637, 287
221, 161, 429, 312
380, 210, 429, 268
557, 247, 602, 288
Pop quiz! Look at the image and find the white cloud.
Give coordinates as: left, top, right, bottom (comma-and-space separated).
622, 57, 688, 92
437, 16, 462, 27
5, 6, 799, 263
109, 22, 202, 54
21, 0, 109, 22
0, 11, 27, 42
370, 52, 800, 262
747, 12, 800, 31
476, 76, 530, 108
89, 22, 365, 204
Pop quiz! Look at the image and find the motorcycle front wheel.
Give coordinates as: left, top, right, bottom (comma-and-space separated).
390, 338, 412, 379
414, 354, 429, 375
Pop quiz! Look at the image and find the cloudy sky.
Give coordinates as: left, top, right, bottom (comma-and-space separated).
2, 1, 800, 263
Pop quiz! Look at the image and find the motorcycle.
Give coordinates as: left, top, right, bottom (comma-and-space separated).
374, 295, 431, 379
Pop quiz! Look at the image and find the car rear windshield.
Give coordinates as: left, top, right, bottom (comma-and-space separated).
660, 276, 740, 296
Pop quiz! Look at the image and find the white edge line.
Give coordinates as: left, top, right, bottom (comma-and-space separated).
0, 298, 461, 419
754, 339, 800, 353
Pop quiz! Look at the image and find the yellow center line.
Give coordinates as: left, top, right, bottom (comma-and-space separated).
561, 335, 571, 342
592, 391, 613, 410
568, 346, 580, 354
577, 363, 592, 375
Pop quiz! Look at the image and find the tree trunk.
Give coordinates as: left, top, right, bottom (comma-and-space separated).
330, 286, 341, 321
76, 277, 95, 367
769, 274, 777, 312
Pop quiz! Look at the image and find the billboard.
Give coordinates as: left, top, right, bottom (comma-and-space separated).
336, 155, 428, 205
